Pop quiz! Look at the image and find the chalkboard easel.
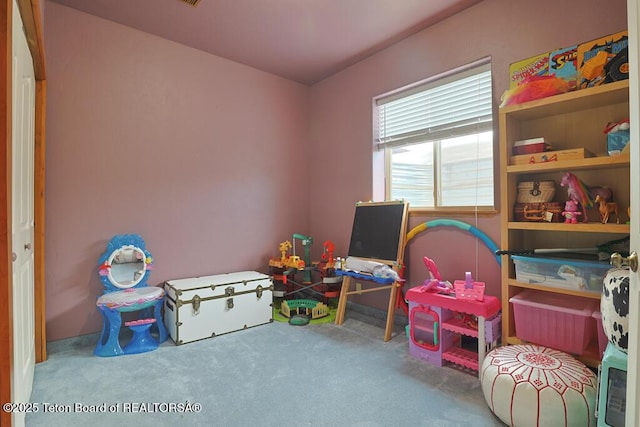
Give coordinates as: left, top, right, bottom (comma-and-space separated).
335, 201, 409, 341
347, 201, 409, 265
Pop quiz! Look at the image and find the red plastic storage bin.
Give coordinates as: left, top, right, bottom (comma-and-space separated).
510, 290, 598, 355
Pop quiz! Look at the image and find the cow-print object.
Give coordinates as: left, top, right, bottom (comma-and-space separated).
600, 267, 629, 352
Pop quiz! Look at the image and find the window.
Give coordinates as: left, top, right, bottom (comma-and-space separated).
374, 60, 494, 209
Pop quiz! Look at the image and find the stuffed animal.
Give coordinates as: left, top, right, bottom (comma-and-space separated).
601, 268, 629, 352
561, 200, 582, 224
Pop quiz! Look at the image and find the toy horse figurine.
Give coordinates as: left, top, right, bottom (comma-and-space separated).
595, 194, 619, 224
560, 172, 612, 222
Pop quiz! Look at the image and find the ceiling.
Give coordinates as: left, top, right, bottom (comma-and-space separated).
48, 0, 483, 85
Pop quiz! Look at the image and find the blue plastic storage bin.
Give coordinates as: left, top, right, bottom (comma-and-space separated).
512, 255, 610, 294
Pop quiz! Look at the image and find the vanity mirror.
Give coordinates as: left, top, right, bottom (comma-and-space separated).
98, 235, 153, 291
95, 234, 168, 357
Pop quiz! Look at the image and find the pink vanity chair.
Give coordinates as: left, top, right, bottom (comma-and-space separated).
94, 234, 168, 357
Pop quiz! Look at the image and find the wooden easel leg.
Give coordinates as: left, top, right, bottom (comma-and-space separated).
383, 281, 400, 342
335, 276, 351, 325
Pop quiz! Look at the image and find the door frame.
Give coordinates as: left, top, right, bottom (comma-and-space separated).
0, 0, 45, 425
626, 1, 639, 425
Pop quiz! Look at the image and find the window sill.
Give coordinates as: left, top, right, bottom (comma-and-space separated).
408, 207, 499, 217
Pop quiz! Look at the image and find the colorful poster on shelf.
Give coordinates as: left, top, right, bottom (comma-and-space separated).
509, 52, 549, 89
577, 30, 628, 89
550, 45, 578, 90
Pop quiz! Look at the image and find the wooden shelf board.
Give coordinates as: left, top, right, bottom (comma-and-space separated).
507, 153, 630, 174
507, 222, 630, 233
507, 279, 602, 299
499, 80, 629, 120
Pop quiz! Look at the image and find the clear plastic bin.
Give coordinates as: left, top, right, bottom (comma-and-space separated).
512, 255, 610, 293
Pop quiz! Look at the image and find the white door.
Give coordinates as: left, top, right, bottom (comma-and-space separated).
11, 0, 36, 425
626, 1, 639, 425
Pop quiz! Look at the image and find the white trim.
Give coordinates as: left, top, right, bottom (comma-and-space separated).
625, 1, 639, 425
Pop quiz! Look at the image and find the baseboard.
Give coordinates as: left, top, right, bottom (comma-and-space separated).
46, 329, 133, 356
46, 332, 100, 355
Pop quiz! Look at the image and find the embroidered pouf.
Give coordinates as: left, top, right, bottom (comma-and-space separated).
480, 344, 597, 427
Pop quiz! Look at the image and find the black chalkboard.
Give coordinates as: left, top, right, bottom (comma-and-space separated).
347, 201, 409, 264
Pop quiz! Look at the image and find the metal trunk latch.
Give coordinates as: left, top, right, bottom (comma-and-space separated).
192, 294, 201, 314
256, 285, 263, 298
226, 286, 235, 309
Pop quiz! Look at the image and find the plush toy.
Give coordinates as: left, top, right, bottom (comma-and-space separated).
561, 200, 582, 224
601, 267, 629, 352
500, 74, 570, 107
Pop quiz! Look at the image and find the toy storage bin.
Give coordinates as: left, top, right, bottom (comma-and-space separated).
509, 290, 598, 355
592, 310, 608, 358
512, 255, 610, 293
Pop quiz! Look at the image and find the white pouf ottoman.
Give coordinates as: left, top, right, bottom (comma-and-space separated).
480, 344, 597, 427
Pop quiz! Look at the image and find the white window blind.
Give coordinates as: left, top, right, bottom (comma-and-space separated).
374, 61, 494, 208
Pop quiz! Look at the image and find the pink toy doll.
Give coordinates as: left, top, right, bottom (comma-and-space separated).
561, 200, 582, 224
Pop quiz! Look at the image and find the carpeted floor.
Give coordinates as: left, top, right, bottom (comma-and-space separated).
27, 308, 503, 427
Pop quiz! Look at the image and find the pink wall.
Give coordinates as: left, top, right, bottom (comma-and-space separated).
44, 3, 310, 340
44, 0, 628, 341
307, 0, 628, 311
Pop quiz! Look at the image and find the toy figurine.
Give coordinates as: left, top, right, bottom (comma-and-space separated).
560, 172, 612, 223
595, 194, 619, 224
561, 200, 582, 224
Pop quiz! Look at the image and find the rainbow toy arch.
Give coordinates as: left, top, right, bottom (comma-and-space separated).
405, 219, 501, 266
